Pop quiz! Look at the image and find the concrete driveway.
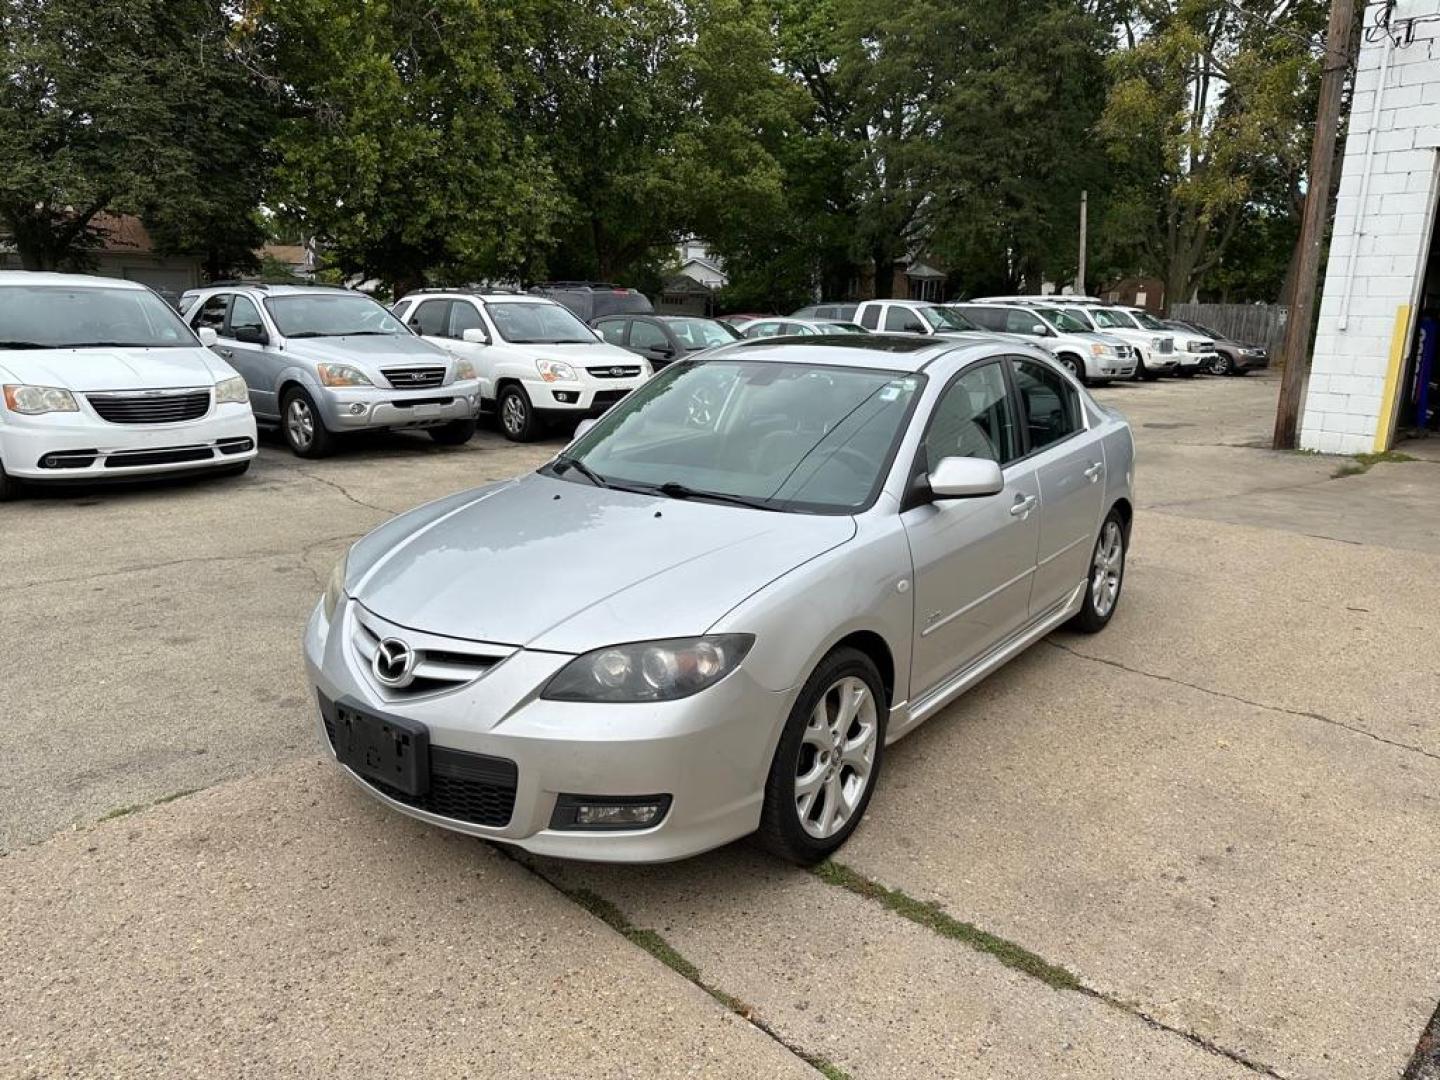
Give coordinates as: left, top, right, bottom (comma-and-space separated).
2, 373, 1437, 1079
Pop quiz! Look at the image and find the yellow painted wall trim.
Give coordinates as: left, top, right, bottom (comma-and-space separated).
1374, 303, 1412, 452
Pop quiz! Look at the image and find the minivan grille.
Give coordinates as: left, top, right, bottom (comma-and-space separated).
382, 366, 446, 389
351, 607, 511, 698
87, 389, 211, 425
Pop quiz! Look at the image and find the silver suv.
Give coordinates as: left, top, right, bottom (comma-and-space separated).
187, 285, 481, 456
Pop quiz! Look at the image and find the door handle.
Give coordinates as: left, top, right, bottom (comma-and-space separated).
1009, 494, 1038, 516
1083, 462, 1104, 482
218, 347, 233, 358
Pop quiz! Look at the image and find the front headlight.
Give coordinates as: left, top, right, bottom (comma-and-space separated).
1089, 343, 1117, 357
214, 375, 248, 404
3, 384, 79, 415
321, 551, 348, 621
317, 363, 374, 387
536, 359, 577, 383
1187, 340, 1207, 352
542, 635, 754, 702
453, 358, 477, 380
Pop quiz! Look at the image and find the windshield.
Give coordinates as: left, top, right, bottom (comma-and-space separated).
665, 318, 741, 349
551, 358, 924, 513
1089, 308, 1135, 329
0, 286, 197, 349
264, 294, 409, 338
1036, 308, 1090, 334
1129, 310, 1168, 330
921, 306, 977, 331
487, 301, 596, 344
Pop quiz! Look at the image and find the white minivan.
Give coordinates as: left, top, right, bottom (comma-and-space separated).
0, 272, 257, 500
393, 290, 651, 442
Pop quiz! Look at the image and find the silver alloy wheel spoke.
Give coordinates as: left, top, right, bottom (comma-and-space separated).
502, 395, 525, 434
796, 675, 878, 840
287, 400, 313, 448
1091, 521, 1124, 616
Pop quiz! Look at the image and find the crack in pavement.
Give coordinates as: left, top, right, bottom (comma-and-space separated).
289, 467, 397, 515
1048, 640, 1440, 764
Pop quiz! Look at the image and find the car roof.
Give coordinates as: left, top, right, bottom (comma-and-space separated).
0, 271, 147, 290
400, 290, 553, 304
715, 334, 1015, 373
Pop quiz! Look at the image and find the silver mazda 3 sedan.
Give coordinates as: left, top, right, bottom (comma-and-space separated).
304, 336, 1135, 863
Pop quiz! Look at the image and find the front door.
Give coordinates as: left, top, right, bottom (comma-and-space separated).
1009, 356, 1106, 614
902, 360, 1041, 698
220, 294, 281, 418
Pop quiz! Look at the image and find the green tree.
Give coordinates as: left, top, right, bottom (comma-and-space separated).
0, 0, 270, 274
253, 0, 562, 296
1098, 0, 1327, 306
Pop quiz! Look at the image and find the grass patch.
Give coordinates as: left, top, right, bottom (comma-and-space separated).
812, 861, 1083, 992
154, 788, 198, 806
98, 803, 145, 822
1333, 450, 1417, 478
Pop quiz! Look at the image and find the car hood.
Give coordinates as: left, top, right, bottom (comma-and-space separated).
0, 346, 233, 391
283, 335, 450, 369
492, 338, 640, 363
349, 473, 856, 652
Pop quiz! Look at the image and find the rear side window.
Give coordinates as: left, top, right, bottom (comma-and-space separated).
859, 306, 880, 330
409, 299, 451, 337
957, 306, 1005, 332
1009, 358, 1080, 452
924, 362, 1021, 466
595, 319, 628, 345
1004, 309, 1047, 336
194, 295, 229, 331
884, 306, 926, 333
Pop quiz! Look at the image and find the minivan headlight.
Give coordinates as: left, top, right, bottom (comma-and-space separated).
3, 384, 79, 415
214, 375, 248, 404
542, 635, 754, 702
321, 552, 348, 621
536, 359, 577, 383
317, 363, 373, 387
1089, 343, 1117, 357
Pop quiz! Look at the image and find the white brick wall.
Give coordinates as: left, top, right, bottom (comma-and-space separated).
1300, 0, 1440, 454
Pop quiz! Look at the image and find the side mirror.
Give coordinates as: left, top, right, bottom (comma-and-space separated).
928, 456, 1004, 499
197, 327, 219, 348
234, 325, 268, 346
571, 418, 598, 443
1031, 324, 1051, 336
461, 329, 489, 345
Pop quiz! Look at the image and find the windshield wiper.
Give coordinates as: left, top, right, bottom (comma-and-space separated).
653, 481, 775, 511
335, 330, 400, 337
553, 455, 610, 488
0, 340, 53, 349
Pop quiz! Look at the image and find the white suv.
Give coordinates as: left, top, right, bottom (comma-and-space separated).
1048, 304, 1179, 380
0, 272, 257, 499
393, 291, 652, 441
949, 303, 1137, 384
1120, 307, 1214, 377
855, 299, 983, 337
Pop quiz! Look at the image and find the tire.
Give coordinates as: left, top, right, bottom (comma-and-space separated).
0, 460, 20, 502
281, 387, 336, 458
1057, 354, 1086, 385
1210, 351, 1234, 376
497, 384, 541, 443
757, 647, 887, 865
428, 419, 477, 446
1068, 508, 1127, 634
1131, 357, 1148, 382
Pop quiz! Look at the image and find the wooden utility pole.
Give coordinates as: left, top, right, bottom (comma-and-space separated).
1273, 0, 1357, 448
1077, 190, 1088, 295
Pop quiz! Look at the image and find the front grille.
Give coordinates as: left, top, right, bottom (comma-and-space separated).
351, 607, 510, 698
104, 445, 214, 468
587, 365, 641, 379
1155, 338, 1174, 354
87, 389, 211, 425
592, 389, 629, 410
382, 366, 446, 389
320, 697, 517, 827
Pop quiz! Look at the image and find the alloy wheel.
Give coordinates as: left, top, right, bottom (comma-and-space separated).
795, 676, 878, 839
286, 397, 315, 451
1091, 519, 1124, 617
1061, 357, 1082, 380
1211, 353, 1232, 376
501, 393, 527, 436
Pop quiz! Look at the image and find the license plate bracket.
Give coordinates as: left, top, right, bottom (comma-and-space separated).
334, 701, 429, 797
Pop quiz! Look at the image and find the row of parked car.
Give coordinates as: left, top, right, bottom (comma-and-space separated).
0, 270, 1268, 499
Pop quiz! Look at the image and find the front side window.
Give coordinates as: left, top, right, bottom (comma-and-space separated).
1010, 358, 1080, 452
552, 359, 924, 513
858, 306, 880, 330
630, 321, 670, 350
919, 306, 977, 331
1090, 309, 1137, 330
195, 295, 230, 332
1036, 308, 1089, 333
924, 362, 1020, 466
1129, 310, 1168, 331
885, 307, 926, 333
449, 301, 485, 339
1060, 307, 1096, 329
486, 301, 595, 344
0, 285, 197, 349
228, 296, 265, 337
665, 318, 739, 349
265, 293, 409, 338
409, 299, 451, 338
1003, 309, 1049, 336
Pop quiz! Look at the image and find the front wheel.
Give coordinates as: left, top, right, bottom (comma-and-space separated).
429, 419, 477, 446
1057, 354, 1086, 384
497, 385, 541, 442
757, 647, 886, 865
0, 460, 20, 502
281, 387, 336, 458
1068, 509, 1127, 634
1209, 352, 1234, 376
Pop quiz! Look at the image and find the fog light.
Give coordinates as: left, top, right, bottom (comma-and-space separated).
550, 794, 672, 831
552, 390, 578, 404
348, 402, 366, 415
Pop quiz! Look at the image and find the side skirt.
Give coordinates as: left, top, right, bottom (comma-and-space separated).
885, 578, 1087, 745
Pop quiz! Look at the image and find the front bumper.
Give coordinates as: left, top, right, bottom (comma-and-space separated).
317, 379, 481, 431
0, 404, 258, 480
1086, 354, 1138, 379
531, 378, 645, 416
1235, 351, 1270, 370
1142, 350, 1179, 373
1174, 350, 1212, 371
303, 599, 789, 862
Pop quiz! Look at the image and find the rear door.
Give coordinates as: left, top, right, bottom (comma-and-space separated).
902, 360, 1041, 697
1009, 356, 1105, 614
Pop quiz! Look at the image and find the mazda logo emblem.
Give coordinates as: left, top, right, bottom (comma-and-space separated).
373, 637, 416, 687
